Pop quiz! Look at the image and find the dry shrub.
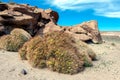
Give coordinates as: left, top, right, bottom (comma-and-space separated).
44, 32, 84, 74
75, 40, 96, 67
0, 28, 31, 51
19, 36, 42, 60
18, 41, 28, 60
19, 36, 47, 68
0, 35, 12, 50
10, 28, 31, 41
19, 31, 96, 74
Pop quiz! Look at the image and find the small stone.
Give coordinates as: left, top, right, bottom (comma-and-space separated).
21, 69, 27, 75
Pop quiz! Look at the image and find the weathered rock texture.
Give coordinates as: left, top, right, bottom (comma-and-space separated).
0, 3, 102, 43
0, 3, 59, 36
62, 20, 102, 43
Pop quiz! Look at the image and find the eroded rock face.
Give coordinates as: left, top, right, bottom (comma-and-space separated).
0, 3, 102, 43
60, 20, 102, 43
0, 3, 59, 36
80, 20, 102, 43
74, 21, 102, 43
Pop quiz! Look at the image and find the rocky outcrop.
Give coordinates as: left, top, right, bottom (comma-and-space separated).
0, 3, 59, 36
0, 3, 102, 43
61, 20, 102, 43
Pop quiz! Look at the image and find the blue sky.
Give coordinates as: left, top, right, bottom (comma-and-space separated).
2, 0, 120, 31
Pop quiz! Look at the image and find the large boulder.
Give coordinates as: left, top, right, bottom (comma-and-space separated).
61, 20, 102, 43
35, 22, 61, 36
43, 22, 61, 33
80, 20, 102, 43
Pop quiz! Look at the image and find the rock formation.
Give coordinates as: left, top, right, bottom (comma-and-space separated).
0, 3, 102, 43
61, 20, 102, 43
0, 3, 58, 36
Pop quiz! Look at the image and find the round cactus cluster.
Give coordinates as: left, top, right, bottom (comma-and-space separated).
0, 28, 31, 51
19, 31, 96, 74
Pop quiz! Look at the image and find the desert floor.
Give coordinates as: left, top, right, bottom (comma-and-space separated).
0, 32, 120, 80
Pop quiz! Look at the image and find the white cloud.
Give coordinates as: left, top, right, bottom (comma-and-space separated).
99, 12, 120, 18
46, 0, 120, 18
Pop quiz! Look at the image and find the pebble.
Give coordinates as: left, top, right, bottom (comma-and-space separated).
21, 69, 27, 75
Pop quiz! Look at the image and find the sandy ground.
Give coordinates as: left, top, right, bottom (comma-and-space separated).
0, 32, 120, 80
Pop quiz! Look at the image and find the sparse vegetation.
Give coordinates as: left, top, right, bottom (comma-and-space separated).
111, 42, 116, 46
19, 31, 96, 74
0, 28, 31, 51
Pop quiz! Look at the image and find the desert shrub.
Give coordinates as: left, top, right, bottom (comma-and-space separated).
46, 48, 84, 74
18, 41, 28, 60
75, 40, 96, 67
0, 35, 24, 51
19, 36, 41, 60
82, 54, 93, 67
26, 36, 47, 68
111, 42, 116, 46
19, 36, 47, 68
0, 28, 31, 51
77, 40, 96, 60
0, 35, 12, 50
44, 32, 84, 74
19, 31, 96, 74
10, 28, 31, 41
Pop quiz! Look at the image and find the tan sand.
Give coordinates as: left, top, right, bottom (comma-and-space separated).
0, 32, 120, 80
